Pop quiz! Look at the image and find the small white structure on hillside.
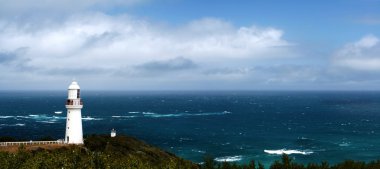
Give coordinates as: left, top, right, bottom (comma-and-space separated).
65, 81, 84, 144
111, 129, 116, 137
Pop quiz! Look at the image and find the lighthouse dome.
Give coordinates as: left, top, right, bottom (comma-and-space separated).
68, 81, 80, 89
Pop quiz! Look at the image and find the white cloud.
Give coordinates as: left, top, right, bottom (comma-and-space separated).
332, 35, 380, 71
0, 13, 293, 76
0, 12, 300, 89
355, 35, 379, 48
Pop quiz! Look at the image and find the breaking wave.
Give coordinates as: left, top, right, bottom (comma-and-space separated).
111, 115, 136, 118
339, 142, 350, 147
38, 121, 57, 124
142, 112, 155, 115
1, 114, 66, 123
143, 111, 231, 118
191, 149, 206, 153
28, 114, 66, 120
27, 114, 66, 123
264, 149, 313, 155
111, 111, 232, 119
214, 155, 243, 162
1, 114, 102, 122
0, 123, 25, 127
0, 116, 14, 119
82, 116, 103, 121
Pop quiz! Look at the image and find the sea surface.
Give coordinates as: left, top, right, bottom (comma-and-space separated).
1, 91, 380, 166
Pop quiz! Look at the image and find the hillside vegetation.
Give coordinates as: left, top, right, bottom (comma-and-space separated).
0, 135, 197, 169
1, 135, 380, 169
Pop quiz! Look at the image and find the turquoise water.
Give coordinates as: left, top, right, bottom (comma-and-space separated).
1, 91, 380, 166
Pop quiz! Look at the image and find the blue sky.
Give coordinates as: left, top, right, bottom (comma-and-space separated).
0, 0, 380, 90
127, 0, 380, 43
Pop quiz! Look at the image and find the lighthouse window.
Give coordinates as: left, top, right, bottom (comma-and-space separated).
77, 89, 80, 98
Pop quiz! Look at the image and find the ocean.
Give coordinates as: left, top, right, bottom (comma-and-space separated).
1, 91, 380, 166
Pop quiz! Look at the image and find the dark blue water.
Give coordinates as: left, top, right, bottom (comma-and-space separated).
1, 91, 380, 166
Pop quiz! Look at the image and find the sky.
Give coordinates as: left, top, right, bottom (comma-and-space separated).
1, 0, 380, 90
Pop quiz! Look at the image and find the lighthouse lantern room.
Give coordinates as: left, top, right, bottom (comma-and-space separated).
65, 81, 84, 144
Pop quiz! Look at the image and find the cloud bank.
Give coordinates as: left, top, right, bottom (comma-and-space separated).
0, 1, 379, 90
333, 35, 380, 71
0, 12, 300, 89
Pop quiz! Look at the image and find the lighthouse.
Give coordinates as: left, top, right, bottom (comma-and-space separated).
64, 81, 83, 144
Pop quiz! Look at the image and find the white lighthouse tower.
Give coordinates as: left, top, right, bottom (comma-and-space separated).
64, 81, 84, 144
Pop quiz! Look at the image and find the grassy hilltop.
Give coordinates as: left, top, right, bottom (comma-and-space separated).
0, 134, 197, 169
2, 135, 380, 169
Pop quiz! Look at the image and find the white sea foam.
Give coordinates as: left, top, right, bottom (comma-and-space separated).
339, 142, 350, 147
38, 121, 57, 124
27, 114, 66, 120
144, 111, 231, 118
193, 111, 231, 116
0, 123, 25, 126
1, 115, 64, 123
111, 115, 136, 118
128, 112, 140, 114
0, 116, 14, 119
82, 116, 103, 121
214, 155, 243, 162
191, 149, 206, 153
111, 111, 232, 119
146, 113, 180, 118
142, 112, 155, 115
298, 137, 311, 140
82, 117, 94, 120
264, 149, 313, 155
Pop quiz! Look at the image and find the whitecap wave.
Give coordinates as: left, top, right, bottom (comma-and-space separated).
111, 115, 136, 118
145, 113, 180, 118
298, 137, 311, 140
128, 112, 140, 114
0, 116, 14, 119
191, 149, 206, 153
264, 149, 313, 155
26, 115, 66, 124
214, 155, 242, 162
52, 116, 66, 120
82, 116, 103, 121
38, 121, 57, 124
0, 123, 25, 126
144, 111, 231, 118
142, 112, 155, 115
27, 114, 66, 120
110, 111, 231, 119
339, 142, 350, 147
